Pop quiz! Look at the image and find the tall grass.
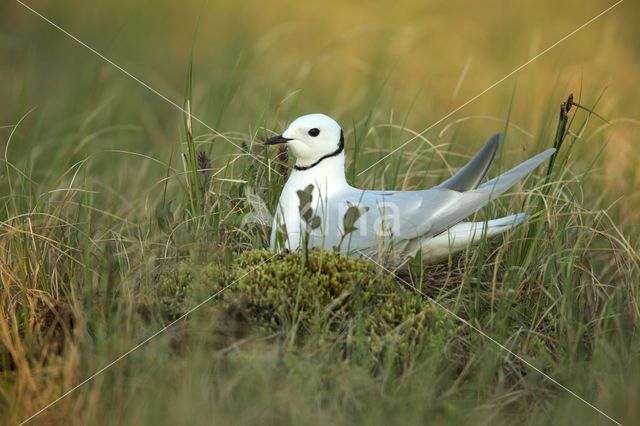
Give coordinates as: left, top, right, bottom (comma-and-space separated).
2, 1, 640, 425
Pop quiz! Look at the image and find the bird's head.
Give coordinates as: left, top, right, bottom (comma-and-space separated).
266, 114, 344, 170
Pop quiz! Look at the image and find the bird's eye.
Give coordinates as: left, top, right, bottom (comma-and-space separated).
308, 128, 320, 137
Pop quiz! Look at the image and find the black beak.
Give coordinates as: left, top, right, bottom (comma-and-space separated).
265, 134, 292, 146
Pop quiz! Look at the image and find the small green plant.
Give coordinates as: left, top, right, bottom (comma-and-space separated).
336, 201, 369, 255
296, 184, 322, 266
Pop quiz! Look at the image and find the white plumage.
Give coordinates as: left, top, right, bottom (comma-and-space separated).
266, 114, 554, 263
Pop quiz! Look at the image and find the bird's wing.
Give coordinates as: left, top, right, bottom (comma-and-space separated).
416, 148, 556, 238
319, 188, 424, 251
436, 133, 502, 191
336, 148, 555, 249
319, 147, 554, 252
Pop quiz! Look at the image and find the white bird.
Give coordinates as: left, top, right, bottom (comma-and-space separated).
265, 113, 554, 263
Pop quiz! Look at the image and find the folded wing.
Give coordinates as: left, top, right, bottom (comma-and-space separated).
334, 147, 555, 252
436, 133, 502, 191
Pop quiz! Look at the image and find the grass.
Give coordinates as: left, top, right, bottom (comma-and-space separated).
2, 1, 640, 425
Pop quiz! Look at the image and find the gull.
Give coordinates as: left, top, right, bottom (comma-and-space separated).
265, 113, 554, 263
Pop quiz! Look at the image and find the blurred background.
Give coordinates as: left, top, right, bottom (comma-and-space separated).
0, 0, 638, 211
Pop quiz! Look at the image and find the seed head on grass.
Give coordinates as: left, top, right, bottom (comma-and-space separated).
277, 144, 288, 180
197, 151, 211, 185
196, 151, 212, 210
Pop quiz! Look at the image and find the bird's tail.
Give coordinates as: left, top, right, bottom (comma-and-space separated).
406, 213, 529, 263
406, 213, 528, 263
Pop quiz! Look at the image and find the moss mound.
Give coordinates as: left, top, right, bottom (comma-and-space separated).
155, 249, 457, 358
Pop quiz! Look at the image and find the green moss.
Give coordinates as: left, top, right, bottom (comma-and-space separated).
216, 249, 456, 354
154, 262, 195, 319
154, 249, 457, 359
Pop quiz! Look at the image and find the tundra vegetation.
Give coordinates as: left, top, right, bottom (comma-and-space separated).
1, 1, 639, 424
